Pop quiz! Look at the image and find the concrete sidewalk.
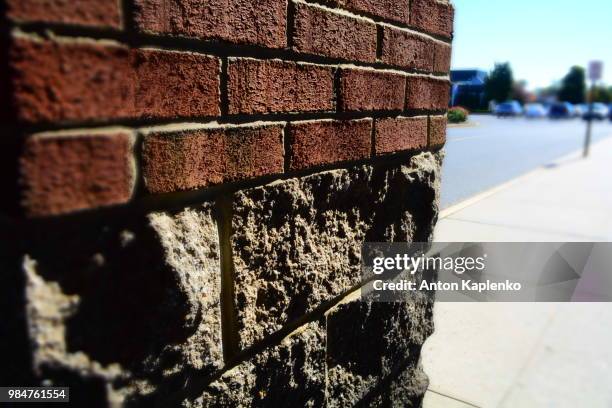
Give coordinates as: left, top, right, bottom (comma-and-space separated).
436, 135, 612, 242
421, 137, 612, 407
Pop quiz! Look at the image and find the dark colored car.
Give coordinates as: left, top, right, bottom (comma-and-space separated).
582, 103, 609, 121
548, 102, 575, 119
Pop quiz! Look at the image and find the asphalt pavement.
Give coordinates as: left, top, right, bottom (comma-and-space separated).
441, 115, 612, 208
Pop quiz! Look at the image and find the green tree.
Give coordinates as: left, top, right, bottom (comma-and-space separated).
590, 86, 612, 103
485, 63, 514, 103
511, 80, 530, 104
558, 66, 586, 103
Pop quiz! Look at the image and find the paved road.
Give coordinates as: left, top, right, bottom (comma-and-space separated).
441, 115, 612, 208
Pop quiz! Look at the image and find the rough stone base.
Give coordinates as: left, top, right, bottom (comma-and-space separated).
7, 204, 223, 405
231, 152, 441, 350
4, 152, 442, 407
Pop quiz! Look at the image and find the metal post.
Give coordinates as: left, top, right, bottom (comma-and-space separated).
584, 82, 594, 158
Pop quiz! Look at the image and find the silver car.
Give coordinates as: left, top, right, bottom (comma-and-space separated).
524, 103, 548, 118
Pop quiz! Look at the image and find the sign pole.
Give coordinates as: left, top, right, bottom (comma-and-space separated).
584, 81, 593, 158
585, 61, 603, 158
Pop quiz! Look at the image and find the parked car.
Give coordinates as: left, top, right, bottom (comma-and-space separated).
574, 104, 588, 117
495, 101, 523, 117
548, 102, 575, 119
524, 103, 548, 118
582, 103, 609, 120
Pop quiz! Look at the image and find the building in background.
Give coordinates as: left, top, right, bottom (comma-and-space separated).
450, 69, 488, 110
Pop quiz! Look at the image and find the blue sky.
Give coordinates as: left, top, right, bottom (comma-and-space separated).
450, 0, 612, 89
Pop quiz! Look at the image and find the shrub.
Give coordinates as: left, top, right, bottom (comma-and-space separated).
448, 106, 469, 123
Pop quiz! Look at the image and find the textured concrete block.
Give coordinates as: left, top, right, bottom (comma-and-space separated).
325, 296, 434, 407
228, 58, 334, 115
292, 1, 377, 63
230, 153, 442, 350
148, 205, 224, 373
21, 204, 222, 403
134, 0, 287, 48
338, 68, 406, 112
366, 364, 430, 407
187, 321, 325, 407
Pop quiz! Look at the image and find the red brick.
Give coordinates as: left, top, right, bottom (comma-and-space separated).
134, 0, 286, 48
433, 42, 452, 73
375, 116, 427, 154
6, 0, 121, 28
133, 49, 220, 119
380, 26, 434, 71
429, 115, 447, 147
228, 58, 334, 115
142, 128, 223, 194
406, 76, 450, 111
20, 130, 135, 217
9, 36, 134, 123
288, 119, 372, 170
339, 68, 405, 112
223, 126, 284, 182
410, 0, 454, 38
292, 1, 377, 63
0, 36, 10, 123
324, 0, 409, 24
142, 124, 284, 194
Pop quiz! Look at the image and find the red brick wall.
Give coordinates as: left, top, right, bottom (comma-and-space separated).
2, 0, 453, 217
2, 2, 454, 405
